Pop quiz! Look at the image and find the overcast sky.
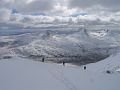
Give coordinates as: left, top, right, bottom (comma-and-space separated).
0, 0, 120, 28
1, 0, 120, 15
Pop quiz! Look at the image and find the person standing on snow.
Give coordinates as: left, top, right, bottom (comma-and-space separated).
84, 66, 86, 70
42, 57, 45, 62
63, 61, 65, 66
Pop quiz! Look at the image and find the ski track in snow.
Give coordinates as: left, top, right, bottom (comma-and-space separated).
49, 68, 78, 90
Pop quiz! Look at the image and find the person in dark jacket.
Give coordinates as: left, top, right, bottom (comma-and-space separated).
63, 61, 65, 66
84, 66, 86, 70
42, 57, 44, 62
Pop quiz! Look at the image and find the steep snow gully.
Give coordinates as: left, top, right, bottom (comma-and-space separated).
0, 26, 120, 65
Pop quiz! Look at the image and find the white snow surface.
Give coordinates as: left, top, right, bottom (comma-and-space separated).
87, 53, 120, 73
0, 55, 120, 90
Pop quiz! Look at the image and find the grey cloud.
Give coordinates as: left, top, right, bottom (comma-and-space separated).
68, 0, 95, 9
0, 14, 119, 31
0, 0, 119, 25
0, 0, 13, 8
68, 0, 120, 11
14, 0, 55, 14
0, 8, 11, 21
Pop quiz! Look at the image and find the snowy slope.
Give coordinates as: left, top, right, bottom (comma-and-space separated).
0, 56, 120, 90
87, 53, 120, 73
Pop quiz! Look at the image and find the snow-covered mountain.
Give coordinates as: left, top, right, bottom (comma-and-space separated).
0, 27, 120, 65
